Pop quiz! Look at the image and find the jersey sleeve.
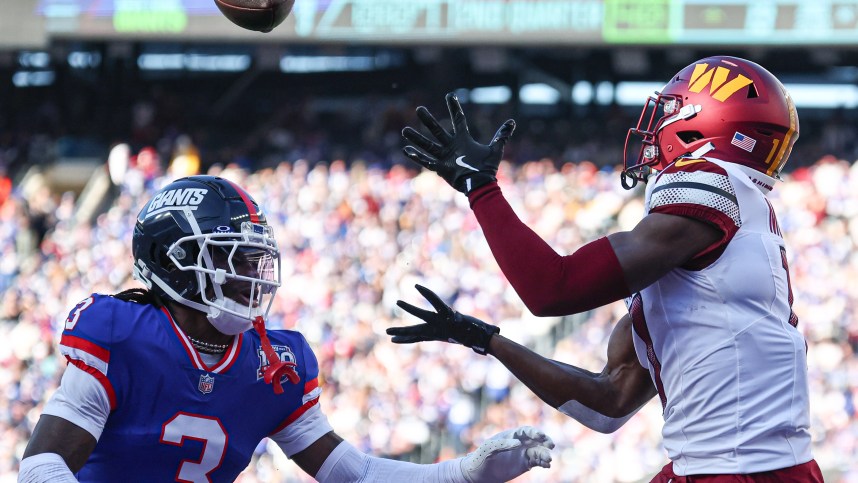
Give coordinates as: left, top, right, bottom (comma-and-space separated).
41, 363, 111, 440
648, 159, 742, 268
467, 182, 630, 315
269, 332, 324, 436
58, 294, 118, 410
269, 404, 334, 457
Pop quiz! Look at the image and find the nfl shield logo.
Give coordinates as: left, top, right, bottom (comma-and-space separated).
198, 373, 215, 394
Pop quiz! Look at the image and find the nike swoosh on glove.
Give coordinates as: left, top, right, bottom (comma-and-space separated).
402, 92, 515, 194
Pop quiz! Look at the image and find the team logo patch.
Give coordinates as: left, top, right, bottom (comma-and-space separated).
688, 63, 753, 102
198, 373, 215, 394
256, 344, 297, 380
144, 188, 208, 218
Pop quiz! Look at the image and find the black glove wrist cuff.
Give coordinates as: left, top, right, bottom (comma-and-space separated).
457, 313, 500, 355
463, 173, 497, 194
471, 329, 499, 356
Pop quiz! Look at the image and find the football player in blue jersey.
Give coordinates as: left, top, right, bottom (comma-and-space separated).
19, 175, 554, 483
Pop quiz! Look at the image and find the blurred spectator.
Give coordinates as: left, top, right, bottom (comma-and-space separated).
169, 135, 201, 178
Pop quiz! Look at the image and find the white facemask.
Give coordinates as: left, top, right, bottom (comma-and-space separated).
206, 297, 259, 335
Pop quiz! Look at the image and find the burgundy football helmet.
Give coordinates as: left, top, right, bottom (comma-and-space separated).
623, 56, 798, 189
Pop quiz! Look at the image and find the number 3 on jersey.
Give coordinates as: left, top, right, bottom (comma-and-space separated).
160, 413, 228, 483
65, 296, 95, 331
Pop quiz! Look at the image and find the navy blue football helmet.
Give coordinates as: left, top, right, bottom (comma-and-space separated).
132, 176, 280, 320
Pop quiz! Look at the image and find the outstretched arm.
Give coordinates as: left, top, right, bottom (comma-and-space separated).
489, 314, 656, 431
273, 393, 552, 482
468, 183, 630, 315
288, 427, 553, 483
389, 286, 656, 433
468, 184, 721, 315
403, 93, 721, 316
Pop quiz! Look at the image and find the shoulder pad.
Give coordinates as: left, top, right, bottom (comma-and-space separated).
60, 294, 144, 362
650, 158, 740, 228
62, 294, 114, 340
59, 294, 116, 374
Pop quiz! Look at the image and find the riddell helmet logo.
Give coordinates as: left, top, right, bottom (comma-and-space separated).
687, 63, 753, 102
147, 188, 208, 214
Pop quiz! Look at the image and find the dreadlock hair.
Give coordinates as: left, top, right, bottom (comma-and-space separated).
112, 288, 163, 306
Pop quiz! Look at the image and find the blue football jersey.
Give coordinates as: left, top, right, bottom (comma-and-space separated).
59, 294, 322, 483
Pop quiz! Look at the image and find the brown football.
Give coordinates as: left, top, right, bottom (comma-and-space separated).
214, 0, 294, 33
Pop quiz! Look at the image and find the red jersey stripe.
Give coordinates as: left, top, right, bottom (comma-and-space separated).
60, 334, 110, 363
629, 294, 667, 411
67, 357, 118, 410
161, 307, 205, 371
162, 307, 244, 374
212, 333, 243, 373
269, 398, 320, 435
304, 377, 319, 394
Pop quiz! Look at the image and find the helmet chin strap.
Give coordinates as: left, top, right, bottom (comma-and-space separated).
136, 261, 211, 314
206, 299, 254, 335
660, 103, 703, 130
137, 260, 253, 326
690, 142, 715, 158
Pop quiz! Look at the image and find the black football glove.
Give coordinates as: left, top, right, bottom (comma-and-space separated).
402, 92, 516, 194
388, 284, 500, 355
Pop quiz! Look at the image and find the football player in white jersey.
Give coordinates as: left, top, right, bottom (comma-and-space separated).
392, 56, 824, 482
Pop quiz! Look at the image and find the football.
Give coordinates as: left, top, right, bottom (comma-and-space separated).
214, 0, 294, 33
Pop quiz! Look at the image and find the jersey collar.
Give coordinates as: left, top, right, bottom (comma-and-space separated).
697, 156, 777, 195
160, 307, 243, 374
733, 163, 777, 195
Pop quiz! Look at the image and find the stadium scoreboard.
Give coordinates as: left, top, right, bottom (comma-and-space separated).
24, 0, 858, 46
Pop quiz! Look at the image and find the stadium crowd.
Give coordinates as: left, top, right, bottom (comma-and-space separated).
0, 139, 856, 482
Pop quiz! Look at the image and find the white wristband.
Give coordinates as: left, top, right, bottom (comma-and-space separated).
315, 440, 464, 483
18, 453, 79, 483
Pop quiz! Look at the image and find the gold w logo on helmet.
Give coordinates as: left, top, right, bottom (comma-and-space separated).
688, 63, 753, 102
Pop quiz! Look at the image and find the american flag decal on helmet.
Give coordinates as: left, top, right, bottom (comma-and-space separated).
731, 132, 757, 152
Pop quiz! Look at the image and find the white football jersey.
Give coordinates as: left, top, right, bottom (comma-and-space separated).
627, 157, 812, 476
